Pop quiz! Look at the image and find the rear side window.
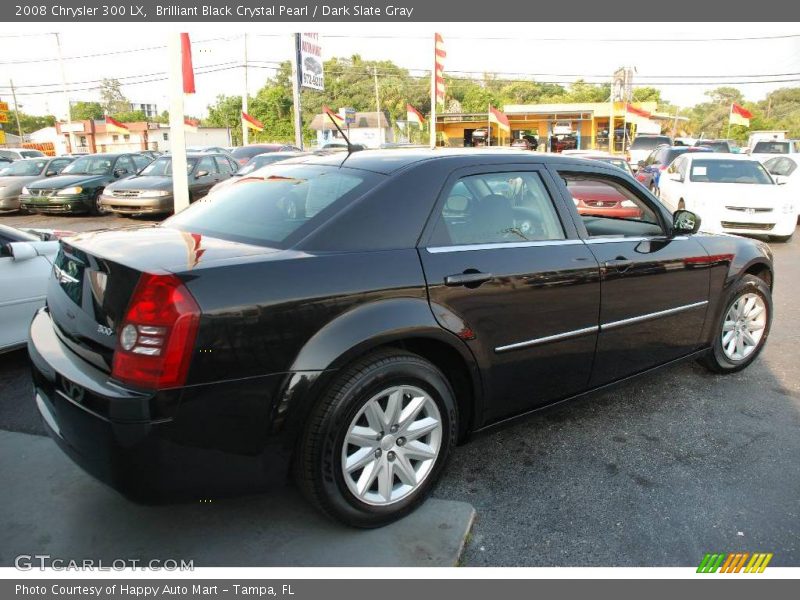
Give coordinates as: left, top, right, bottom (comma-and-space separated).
430, 171, 565, 246
214, 156, 234, 174
165, 165, 379, 247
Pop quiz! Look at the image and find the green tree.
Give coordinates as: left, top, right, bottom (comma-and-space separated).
16, 112, 56, 134
99, 78, 130, 115
70, 101, 104, 120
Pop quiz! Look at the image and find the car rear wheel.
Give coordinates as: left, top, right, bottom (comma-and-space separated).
294, 349, 457, 528
699, 274, 772, 373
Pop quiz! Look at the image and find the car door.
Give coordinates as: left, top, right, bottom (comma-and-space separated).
190, 156, 218, 198
419, 165, 601, 421
552, 165, 711, 387
0, 239, 51, 350
657, 154, 688, 211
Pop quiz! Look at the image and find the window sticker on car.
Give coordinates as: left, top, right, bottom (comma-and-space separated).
692, 166, 708, 176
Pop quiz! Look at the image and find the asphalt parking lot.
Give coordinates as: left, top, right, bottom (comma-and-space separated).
1, 212, 798, 567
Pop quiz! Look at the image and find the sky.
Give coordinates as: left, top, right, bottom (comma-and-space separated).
1, 22, 798, 120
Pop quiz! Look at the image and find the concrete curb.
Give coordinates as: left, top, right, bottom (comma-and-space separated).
0, 429, 475, 567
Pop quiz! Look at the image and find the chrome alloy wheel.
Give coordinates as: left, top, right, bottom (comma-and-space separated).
341, 385, 442, 506
721, 293, 767, 361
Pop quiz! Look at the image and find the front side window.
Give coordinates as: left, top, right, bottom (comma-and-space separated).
430, 171, 565, 246
689, 159, 773, 184
214, 156, 234, 174
165, 165, 378, 247
560, 171, 664, 239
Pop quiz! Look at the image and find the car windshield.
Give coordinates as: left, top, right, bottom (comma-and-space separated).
597, 158, 631, 173
62, 156, 114, 175
0, 159, 47, 176
21, 150, 45, 158
232, 146, 279, 161
689, 160, 773, 184
165, 165, 380, 247
630, 136, 670, 150
140, 157, 198, 176
753, 141, 790, 154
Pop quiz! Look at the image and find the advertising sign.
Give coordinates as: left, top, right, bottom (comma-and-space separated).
299, 32, 324, 90
340, 107, 356, 125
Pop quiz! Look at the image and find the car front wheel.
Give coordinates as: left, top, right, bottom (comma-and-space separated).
294, 349, 457, 528
699, 274, 772, 373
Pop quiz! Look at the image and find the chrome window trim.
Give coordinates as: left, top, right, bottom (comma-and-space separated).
584, 235, 688, 244
426, 239, 583, 254
495, 325, 599, 353
494, 300, 708, 353
601, 300, 708, 330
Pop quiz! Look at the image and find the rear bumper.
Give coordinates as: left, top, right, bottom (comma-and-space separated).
28, 308, 297, 502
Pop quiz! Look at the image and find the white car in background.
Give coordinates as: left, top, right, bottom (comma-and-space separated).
0, 224, 60, 352
627, 134, 673, 171
749, 139, 800, 163
658, 153, 796, 242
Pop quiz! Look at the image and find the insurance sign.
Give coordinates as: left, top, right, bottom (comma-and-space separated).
299, 33, 324, 91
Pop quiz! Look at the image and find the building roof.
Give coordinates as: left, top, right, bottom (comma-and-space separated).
309, 111, 390, 131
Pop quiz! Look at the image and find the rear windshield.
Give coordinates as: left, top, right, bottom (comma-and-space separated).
753, 141, 790, 154
238, 153, 297, 175
689, 160, 773, 184
695, 141, 729, 152
0, 159, 47, 176
165, 165, 381, 247
232, 146, 279, 160
21, 150, 45, 158
630, 136, 671, 150
140, 157, 198, 176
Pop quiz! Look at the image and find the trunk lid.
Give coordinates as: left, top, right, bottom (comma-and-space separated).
47, 226, 282, 372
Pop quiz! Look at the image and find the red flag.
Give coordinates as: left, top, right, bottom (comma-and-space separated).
489, 105, 510, 132
241, 111, 264, 132
625, 104, 651, 118
105, 116, 129, 133
323, 105, 344, 124
731, 103, 753, 119
406, 103, 425, 126
184, 118, 199, 133
181, 33, 195, 94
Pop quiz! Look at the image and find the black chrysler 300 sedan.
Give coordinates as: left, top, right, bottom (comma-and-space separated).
28, 149, 774, 527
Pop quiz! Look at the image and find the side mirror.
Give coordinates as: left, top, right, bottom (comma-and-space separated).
774, 175, 787, 185
8, 242, 38, 261
45, 170, 57, 177
672, 209, 701, 235
195, 170, 209, 178
114, 168, 128, 177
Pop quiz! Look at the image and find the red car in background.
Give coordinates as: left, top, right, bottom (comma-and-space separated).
568, 179, 643, 219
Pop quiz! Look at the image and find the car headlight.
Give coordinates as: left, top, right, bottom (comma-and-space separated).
21, 186, 29, 195
140, 190, 171, 197
57, 186, 83, 196
620, 200, 637, 208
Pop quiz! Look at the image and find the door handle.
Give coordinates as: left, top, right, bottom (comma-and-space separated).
603, 258, 634, 271
444, 271, 493, 287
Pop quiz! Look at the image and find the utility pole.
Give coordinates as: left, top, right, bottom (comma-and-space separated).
167, 33, 190, 213
290, 33, 303, 149
54, 33, 75, 154
242, 33, 249, 145
373, 65, 381, 144
429, 66, 437, 149
9, 80, 23, 140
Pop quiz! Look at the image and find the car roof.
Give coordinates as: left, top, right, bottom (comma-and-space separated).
292, 148, 621, 175
683, 152, 756, 161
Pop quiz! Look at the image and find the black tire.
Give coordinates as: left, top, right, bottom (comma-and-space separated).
90, 191, 105, 216
699, 274, 772, 374
771, 233, 793, 243
294, 349, 457, 528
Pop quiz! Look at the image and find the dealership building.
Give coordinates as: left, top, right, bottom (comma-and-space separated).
435, 101, 680, 151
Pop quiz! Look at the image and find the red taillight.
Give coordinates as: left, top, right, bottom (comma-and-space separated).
238, 158, 248, 165
111, 273, 200, 390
